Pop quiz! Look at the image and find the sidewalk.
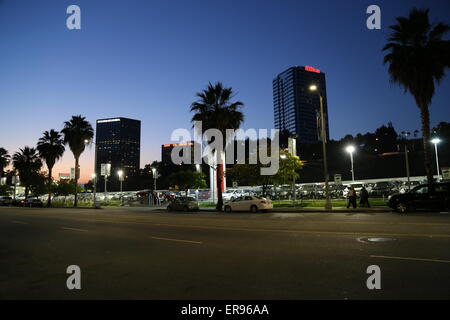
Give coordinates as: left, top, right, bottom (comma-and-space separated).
198, 206, 391, 213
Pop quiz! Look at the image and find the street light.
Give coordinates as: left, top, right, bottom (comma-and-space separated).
309, 84, 332, 210
91, 173, 97, 207
431, 138, 441, 180
345, 145, 355, 182
117, 169, 124, 205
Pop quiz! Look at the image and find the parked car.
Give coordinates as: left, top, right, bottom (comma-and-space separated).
370, 181, 396, 197
0, 196, 13, 206
19, 198, 44, 207
388, 182, 450, 213
223, 195, 273, 213
166, 197, 199, 212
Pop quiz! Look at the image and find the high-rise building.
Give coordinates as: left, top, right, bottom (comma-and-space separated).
273, 66, 329, 146
95, 117, 141, 179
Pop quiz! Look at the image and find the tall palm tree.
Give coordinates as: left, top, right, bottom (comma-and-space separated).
37, 130, 65, 206
12, 147, 42, 198
61, 115, 94, 207
0, 147, 10, 177
383, 8, 450, 184
191, 82, 244, 210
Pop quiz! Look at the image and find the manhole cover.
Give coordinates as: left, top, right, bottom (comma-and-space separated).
357, 237, 397, 243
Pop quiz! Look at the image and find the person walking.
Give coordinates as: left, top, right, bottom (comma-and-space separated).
347, 187, 357, 209
359, 186, 371, 208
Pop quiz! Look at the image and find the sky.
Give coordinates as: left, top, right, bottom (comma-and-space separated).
0, 0, 449, 183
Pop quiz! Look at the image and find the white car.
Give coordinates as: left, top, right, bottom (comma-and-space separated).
222, 189, 247, 201
223, 195, 273, 213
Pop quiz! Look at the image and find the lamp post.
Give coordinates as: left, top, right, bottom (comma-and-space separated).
91, 173, 97, 207
431, 138, 441, 181
345, 145, 355, 182
309, 84, 332, 210
117, 169, 124, 205
151, 167, 158, 206
400, 131, 412, 187
86, 139, 99, 208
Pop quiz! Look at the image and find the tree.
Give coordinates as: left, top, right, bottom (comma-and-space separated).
169, 170, 207, 195
383, 8, 450, 184
61, 115, 94, 207
190, 82, 244, 211
37, 130, 65, 206
12, 147, 42, 198
0, 148, 10, 177
0, 184, 12, 196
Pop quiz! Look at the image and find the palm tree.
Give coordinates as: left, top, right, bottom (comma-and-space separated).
383, 8, 450, 184
0, 148, 10, 177
37, 130, 65, 206
12, 147, 42, 198
191, 82, 244, 210
61, 115, 94, 207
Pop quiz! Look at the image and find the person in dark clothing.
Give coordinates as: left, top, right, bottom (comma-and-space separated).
347, 187, 357, 209
359, 186, 371, 208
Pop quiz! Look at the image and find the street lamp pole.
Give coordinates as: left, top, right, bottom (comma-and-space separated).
117, 170, 124, 206
431, 138, 441, 180
346, 146, 355, 182
309, 85, 332, 210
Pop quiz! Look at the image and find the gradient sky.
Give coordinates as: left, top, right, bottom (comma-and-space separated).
0, 0, 449, 183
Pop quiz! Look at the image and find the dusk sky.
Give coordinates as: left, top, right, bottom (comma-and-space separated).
0, 0, 449, 183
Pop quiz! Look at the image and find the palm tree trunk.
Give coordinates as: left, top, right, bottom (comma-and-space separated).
420, 106, 434, 185
47, 167, 53, 207
74, 157, 79, 207
216, 163, 223, 211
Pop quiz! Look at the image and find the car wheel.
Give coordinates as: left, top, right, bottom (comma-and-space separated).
395, 202, 408, 214
224, 205, 232, 213
250, 205, 258, 213
230, 197, 235, 201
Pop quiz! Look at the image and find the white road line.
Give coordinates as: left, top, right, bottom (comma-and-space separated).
370, 255, 450, 264
61, 227, 88, 232
151, 236, 202, 244
12, 220, 29, 225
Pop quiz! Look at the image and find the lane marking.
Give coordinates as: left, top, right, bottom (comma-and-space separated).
151, 236, 202, 244
61, 227, 88, 232
370, 255, 450, 264
11, 220, 29, 225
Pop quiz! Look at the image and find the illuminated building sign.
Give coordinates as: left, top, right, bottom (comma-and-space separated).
304, 66, 321, 73
97, 118, 121, 123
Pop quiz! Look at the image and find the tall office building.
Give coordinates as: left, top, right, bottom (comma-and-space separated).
273, 66, 330, 146
95, 117, 141, 178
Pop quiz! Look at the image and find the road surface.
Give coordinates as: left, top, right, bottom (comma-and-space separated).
1, 206, 449, 299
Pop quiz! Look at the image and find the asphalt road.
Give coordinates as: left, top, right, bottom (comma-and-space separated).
1, 206, 449, 299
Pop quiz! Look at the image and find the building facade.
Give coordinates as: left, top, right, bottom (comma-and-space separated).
273, 66, 330, 146
95, 117, 141, 179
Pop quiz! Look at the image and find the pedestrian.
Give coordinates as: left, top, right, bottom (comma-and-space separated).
359, 186, 371, 208
347, 187, 357, 209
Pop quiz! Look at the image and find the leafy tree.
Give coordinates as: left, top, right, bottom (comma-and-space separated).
273, 150, 303, 186
61, 115, 94, 206
0, 184, 12, 196
383, 8, 450, 184
28, 172, 48, 197
190, 82, 244, 210
0, 148, 10, 177
169, 170, 207, 195
37, 130, 65, 206
12, 147, 42, 198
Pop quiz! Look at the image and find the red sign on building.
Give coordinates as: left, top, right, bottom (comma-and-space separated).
305, 66, 321, 73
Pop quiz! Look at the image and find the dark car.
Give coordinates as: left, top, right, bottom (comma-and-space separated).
19, 198, 44, 208
388, 183, 450, 213
0, 196, 13, 206
166, 197, 199, 212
